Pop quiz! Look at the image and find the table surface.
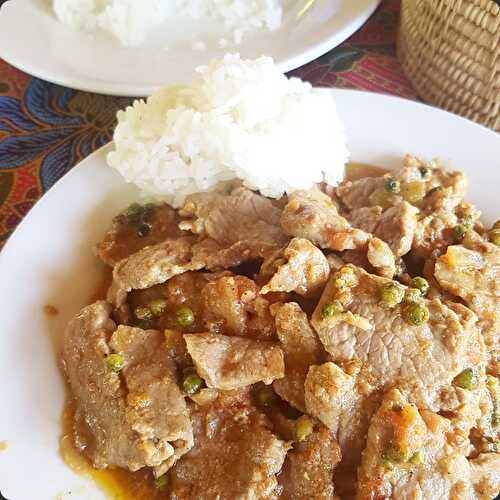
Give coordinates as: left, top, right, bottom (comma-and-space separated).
0, 0, 417, 250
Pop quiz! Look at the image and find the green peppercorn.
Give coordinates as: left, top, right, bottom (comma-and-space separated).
384, 177, 401, 194
134, 306, 153, 321
403, 302, 429, 326
149, 298, 168, 316
460, 214, 474, 231
453, 368, 478, 390
321, 301, 343, 318
404, 288, 422, 304
379, 281, 405, 308
418, 166, 429, 178
176, 306, 195, 327
410, 277, 429, 296
453, 224, 468, 241
256, 386, 276, 407
294, 415, 314, 442
382, 443, 409, 464
182, 370, 203, 395
106, 353, 125, 372
409, 450, 423, 465
489, 229, 500, 246
154, 474, 168, 489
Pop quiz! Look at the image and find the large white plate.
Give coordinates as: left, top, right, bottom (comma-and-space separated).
0, 0, 380, 96
0, 90, 499, 500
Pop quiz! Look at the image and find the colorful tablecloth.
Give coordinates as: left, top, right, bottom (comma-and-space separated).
0, 0, 417, 249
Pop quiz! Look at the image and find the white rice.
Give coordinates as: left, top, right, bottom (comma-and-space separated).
52, 0, 283, 46
107, 54, 350, 207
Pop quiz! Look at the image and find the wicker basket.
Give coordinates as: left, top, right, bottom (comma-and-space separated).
397, 0, 500, 132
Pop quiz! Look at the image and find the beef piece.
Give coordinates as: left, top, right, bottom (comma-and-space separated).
281, 189, 370, 251
279, 426, 341, 500
179, 186, 288, 248
107, 237, 204, 305
336, 155, 466, 211
271, 302, 324, 411
348, 201, 418, 258
184, 333, 284, 390
260, 238, 330, 297
357, 389, 500, 500
366, 237, 396, 278
308, 265, 487, 492
201, 275, 276, 340
109, 325, 194, 477
169, 389, 290, 499
412, 202, 481, 260
435, 242, 500, 375
63, 302, 192, 475
95, 203, 186, 267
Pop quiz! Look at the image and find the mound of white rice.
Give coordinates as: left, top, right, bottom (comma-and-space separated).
107, 54, 350, 207
52, 0, 282, 46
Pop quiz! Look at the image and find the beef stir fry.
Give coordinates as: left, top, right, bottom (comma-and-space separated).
63, 156, 500, 499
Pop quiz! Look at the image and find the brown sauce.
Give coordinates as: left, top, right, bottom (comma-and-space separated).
44, 304, 60, 316
61, 403, 162, 500
345, 162, 388, 181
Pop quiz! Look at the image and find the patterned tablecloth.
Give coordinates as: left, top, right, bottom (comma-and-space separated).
0, 0, 417, 249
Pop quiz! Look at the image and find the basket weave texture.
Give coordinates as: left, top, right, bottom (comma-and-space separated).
398, 0, 500, 131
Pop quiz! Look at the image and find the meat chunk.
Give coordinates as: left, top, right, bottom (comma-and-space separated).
336, 155, 466, 211
169, 389, 290, 499
95, 203, 186, 267
281, 189, 370, 251
304, 362, 357, 433
308, 266, 487, 492
63, 302, 192, 475
435, 242, 500, 375
180, 186, 288, 248
271, 302, 324, 411
109, 325, 194, 476
357, 389, 500, 500
201, 275, 276, 340
107, 237, 204, 305
311, 265, 486, 411
184, 333, 284, 390
348, 201, 418, 257
279, 426, 341, 500
366, 237, 396, 278
261, 238, 330, 296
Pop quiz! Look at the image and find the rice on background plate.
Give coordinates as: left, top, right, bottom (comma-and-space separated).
107, 54, 350, 207
52, 0, 283, 46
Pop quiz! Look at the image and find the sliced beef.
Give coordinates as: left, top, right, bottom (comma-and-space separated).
184, 333, 284, 390
95, 203, 186, 267
63, 302, 192, 475
168, 389, 290, 499
281, 189, 370, 251
435, 241, 500, 375
357, 389, 500, 500
279, 426, 341, 500
109, 325, 194, 477
179, 186, 288, 248
348, 201, 418, 257
308, 265, 487, 493
201, 275, 276, 340
336, 155, 466, 212
107, 237, 204, 305
271, 302, 324, 411
260, 238, 330, 297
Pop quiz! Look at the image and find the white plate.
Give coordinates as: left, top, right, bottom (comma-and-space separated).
0, 0, 380, 96
0, 90, 499, 500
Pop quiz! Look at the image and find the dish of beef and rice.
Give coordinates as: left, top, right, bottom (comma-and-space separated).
59, 56, 500, 499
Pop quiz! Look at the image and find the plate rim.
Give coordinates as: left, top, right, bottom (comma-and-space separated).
0, 0, 382, 96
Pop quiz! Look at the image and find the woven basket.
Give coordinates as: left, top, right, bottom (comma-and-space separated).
397, 0, 500, 132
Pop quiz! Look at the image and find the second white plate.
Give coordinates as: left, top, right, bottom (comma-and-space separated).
0, 0, 380, 96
